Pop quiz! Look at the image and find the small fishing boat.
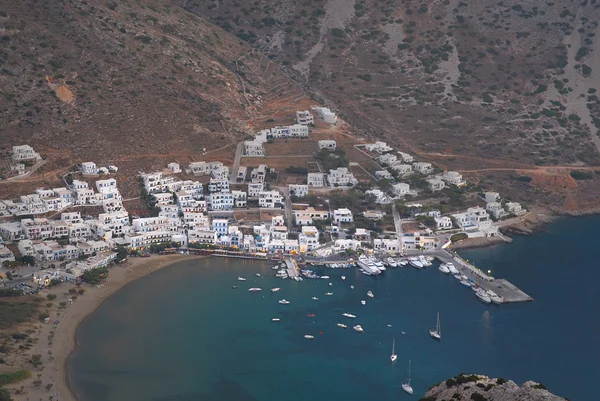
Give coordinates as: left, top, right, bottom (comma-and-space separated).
350, 285, 355, 289
271, 287, 281, 292
248, 287, 262, 292
390, 337, 397, 362
353, 325, 364, 333
238, 277, 247, 281
272, 318, 281, 322
337, 323, 348, 329
328, 282, 333, 286
367, 291, 374, 298
320, 275, 330, 279
232, 285, 239, 289
475, 289, 492, 304
312, 296, 319, 301
304, 335, 315, 339
341, 275, 346, 280
278, 299, 290, 304
438, 263, 450, 274
361, 300, 366, 305
325, 292, 333, 296
487, 290, 504, 304
256, 273, 261, 277
342, 313, 356, 318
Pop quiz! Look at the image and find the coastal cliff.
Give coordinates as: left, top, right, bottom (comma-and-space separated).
422, 374, 566, 401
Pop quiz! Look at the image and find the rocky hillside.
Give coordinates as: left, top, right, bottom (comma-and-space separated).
423, 374, 567, 401
181, 0, 600, 213
0, 0, 308, 165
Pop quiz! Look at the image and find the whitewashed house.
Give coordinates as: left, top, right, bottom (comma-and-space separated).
373, 238, 401, 253
398, 152, 414, 163
486, 202, 507, 219
211, 219, 229, 237
81, 162, 99, 175
332, 208, 354, 223
208, 178, 230, 193
327, 167, 358, 187
153, 192, 174, 206
366, 189, 391, 204
289, 184, 308, 198
168, 162, 181, 173
248, 182, 264, 198
188, 229, 217, 245
451, 207, 492, 230
258, 190, 283, 209
441, 171, 466, 187
12, 145, 41, 162
434, 216, 453, 230
307, 173, 326, 187
392, 183, 410, 197
375, 170, 392, 180
296, 110, 314, 125
207, 193, 234, 211
311, 106, 338, 124
390, 164, 412, 175
236, 166, 247, 182
365, 141, 393, 154
21, 218, 53, 240
427, 178, 445, 192
413, 162, 433, 175
378, 153, 397, 165
506, 202, 526, 216
244, 141, 265, 156
485, 192, 500, 203
318, 140, 337, 151
232, 190, 247, 207
250, 165, 268, 183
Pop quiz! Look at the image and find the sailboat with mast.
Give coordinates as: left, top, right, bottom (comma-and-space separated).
402, 360, 414, 395
429, 312, 441, 340
390, 337, 397, 362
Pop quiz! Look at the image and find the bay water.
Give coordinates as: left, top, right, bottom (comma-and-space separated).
70, 217, 600, 401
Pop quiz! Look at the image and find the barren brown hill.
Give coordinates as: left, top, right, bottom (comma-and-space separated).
182, 0, 600, 213
0, 0, 309, 169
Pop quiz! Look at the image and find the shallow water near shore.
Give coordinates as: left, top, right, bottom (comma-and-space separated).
70, 217, 600, 401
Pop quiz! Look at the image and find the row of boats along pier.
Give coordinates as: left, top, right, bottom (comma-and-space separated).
270, 250, 533, 304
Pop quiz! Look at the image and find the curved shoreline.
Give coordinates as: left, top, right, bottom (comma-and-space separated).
43, 254, 208, 401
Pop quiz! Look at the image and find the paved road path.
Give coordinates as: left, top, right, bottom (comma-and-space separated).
7, 159, 47, 181
231, 141, 244, 182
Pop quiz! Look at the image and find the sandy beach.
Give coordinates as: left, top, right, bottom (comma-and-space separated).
6, 254, 207, 401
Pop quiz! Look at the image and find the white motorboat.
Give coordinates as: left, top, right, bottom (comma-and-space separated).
325, 292, 333, 296
386, 257, 397, 268
373, 259, 386, 271
360, 269, 372, 276
429, 312, 441, 340
361, 300, 366, 305
350, 285, 355, 289
353, 325, 364, 333
238, 277, 247, 281
357, 255, 382, 275
438, 263, 450, 274
278, 299, 290, 304
419, 255, 432, 267
312, 296, 319, 301
328, 282, 333, 286
399, 259, 409, 266
337, 323, 348, 329
487, 290, 504, 304
271, 287, 281, 292
475, 289, 492, 304
459, 279, 472, 287
256, 273, 261, 277
341, 275, 346, 280
408, 257, 423, 269
402, 360, 414, 395
342, 313, 356, 318
304, 335, 314, 339
320, 275, 330, 279
390, 337, 397, 362
248, 287, 262, 292
232, 285, 239, 289
367, 291, 374, 298
271, 265, 279, 270
272, 318, 281, 322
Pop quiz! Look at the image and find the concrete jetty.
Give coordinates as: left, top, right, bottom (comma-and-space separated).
285, 258, 300, 278
432, 250, 533, 303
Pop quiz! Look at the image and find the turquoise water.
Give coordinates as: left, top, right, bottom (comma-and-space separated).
70, 217, 600, 401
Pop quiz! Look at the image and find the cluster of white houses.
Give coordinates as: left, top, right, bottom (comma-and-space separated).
9, 145, 43, 176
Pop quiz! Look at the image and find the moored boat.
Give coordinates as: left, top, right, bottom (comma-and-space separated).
337, 323, 348, 329
238, 277, 247, 281
312, 296, 319, 301
361, 300, 366, 305
342, 312, 356, 318
386, 257, 397, 268
475, 288, 492, 304
248, 287, 262, 292
353, 325, 364, 333
439, 263, 450, 274
409, 257, 424, 269
429, 312, 441, 340
402, 360, 414, 395
487, 290, 504, 304
278, 299, 290, 304
271, 287, 281, 292
367, 290, 374, 298
304, 335, 314, 339
325, 292, 333, 296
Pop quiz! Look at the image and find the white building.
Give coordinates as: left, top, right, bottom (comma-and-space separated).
307, 173, 326, 187
0, 244, 15, 263
485, 192, 500, 203
250, 165, 268, 183
188, 229, 217, 245
81, 162, 99, 175
363, 210, 385, 220
392, 183, 410, 197
21, 218, 54, 240
332, 208, 354, 223
366, 189, 390, 204
293, 207, 329, 225
258, 190, 283, 209
441, 171, 466, 187
398, 152, 414, 163
289, 184, 308, 198
12, 145, 41, 162
248, 182, 264, 198
207, 192, 234, 210
208, 178, 230, 193
244, 141, 265, 156
0, 222, 25, 241
427, 178, 445, 192
373, 238, 401, 253
311, 106, 338, 124
327, 167, 358, 187
168, 162, 181, 173
212, 219, 229, 237
266, 124, 309, 139
452, 207, 492, 230
375, 170, 392, 180
141, 172, 174, 194
378, 153, 397, 165
153, 192, 174, 206
365, 141, 393, 154
318, 140, 337, 151
236, 166, 247, 183
413, 162, 434, 175
486, 202, 507, 219
506, 202, 526, 216
390, 164, 412, 175
232, 190, 247, 207
434, 216, 453, 230
296, 110, 314, 125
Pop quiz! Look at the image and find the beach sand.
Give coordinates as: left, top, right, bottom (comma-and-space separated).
7, 254, 207, 401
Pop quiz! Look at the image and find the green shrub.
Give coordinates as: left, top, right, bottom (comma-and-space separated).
450, 233, 468, 242
570, 171, 593, 180
470, 393, 488, 401
0, 369, 32, 385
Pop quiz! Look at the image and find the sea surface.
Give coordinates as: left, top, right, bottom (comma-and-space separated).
70, 217, 600, 401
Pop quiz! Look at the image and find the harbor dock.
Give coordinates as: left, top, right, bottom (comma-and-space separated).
285, 258, 300, 278
431, 250, 533, 303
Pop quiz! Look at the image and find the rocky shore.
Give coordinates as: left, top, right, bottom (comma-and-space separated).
422, 374, 567, 401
